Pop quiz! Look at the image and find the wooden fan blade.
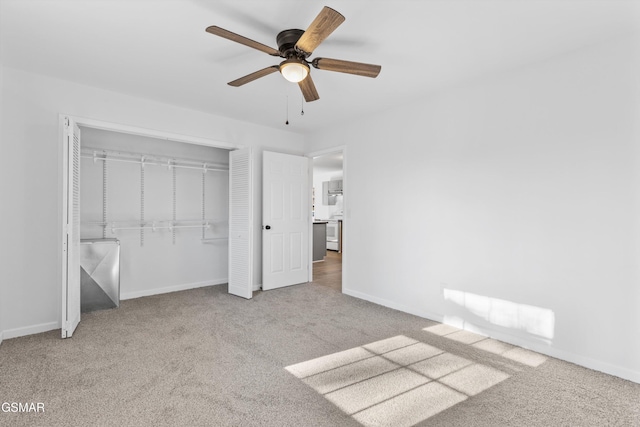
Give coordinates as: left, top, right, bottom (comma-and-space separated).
295, 7, 345, 56
228, 66, 280, 87
298, 74, 320, 102
312, 57, 381, 78
206, 26, 280, 56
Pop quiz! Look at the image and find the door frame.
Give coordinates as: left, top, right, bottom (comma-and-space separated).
59, 116, 238, 150
306, 145, 347, 289
58, 114, 240, 332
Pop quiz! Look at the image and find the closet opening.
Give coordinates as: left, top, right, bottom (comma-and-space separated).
79, 127, 231, 306
60, 115, 241, 337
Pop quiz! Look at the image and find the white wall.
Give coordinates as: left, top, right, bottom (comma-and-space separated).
0, 66, 305, 338
0, 0, 4, 345
307, 34, 640, 382
312, 171, 343, 220
80, 128, 230, 299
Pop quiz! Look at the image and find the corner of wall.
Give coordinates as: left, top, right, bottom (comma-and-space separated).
1, 22, 5, 348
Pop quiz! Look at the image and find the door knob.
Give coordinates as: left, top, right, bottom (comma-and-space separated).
265, 225, 271, 230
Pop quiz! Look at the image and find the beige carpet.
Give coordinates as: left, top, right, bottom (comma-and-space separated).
1, 283, 638, 426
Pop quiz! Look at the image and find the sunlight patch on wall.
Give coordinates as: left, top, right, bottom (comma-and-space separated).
285, 335, 510, 427
443, 288, 555, 340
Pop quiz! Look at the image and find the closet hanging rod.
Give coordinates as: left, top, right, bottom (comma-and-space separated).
82, 146, 227, 166
80, 153, 228, 172
83, 219, 223, 226
81, 146, 229, 165
109, 223, 211, 233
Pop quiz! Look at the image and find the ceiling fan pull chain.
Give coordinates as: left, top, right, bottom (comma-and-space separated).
301, 94, 305, 116
285, 95, 289, 125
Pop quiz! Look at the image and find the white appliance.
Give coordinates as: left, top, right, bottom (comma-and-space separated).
326, 214, 342, 252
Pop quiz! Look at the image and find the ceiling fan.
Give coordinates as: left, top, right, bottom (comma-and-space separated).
206, 6, 381, 102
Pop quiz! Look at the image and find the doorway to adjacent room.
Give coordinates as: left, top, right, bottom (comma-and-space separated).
310, 148, 344, 292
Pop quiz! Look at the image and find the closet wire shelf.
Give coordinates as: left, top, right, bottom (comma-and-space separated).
82, 220, 228, 242
81, 149, 229, 173
81, 146, 229, 245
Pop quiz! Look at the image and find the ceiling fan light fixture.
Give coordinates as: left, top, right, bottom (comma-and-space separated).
280, 58, 309, 83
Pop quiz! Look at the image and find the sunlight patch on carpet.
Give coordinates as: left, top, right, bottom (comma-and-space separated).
410, 352, 473, 379
439, 364, 510, 396
362, 335, 419, 354
445, 330, 487, 344
325, 368, 430, 414
285, 335, 511, 426
285, 346, 373, 379
353, 382, 467, 427
423, 324, 549, 367
302, 356, 398, 394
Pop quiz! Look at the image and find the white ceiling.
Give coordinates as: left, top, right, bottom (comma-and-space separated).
2, 0, 639, 134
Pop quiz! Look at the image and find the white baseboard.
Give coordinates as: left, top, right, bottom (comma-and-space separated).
343, 287, 444, 323
3, 321, 59, 340
0, 330, 3, 346
445, 319, 640, 384
343, 287, 640, 384
537, 341, 640, 384
120, 278, 227, 300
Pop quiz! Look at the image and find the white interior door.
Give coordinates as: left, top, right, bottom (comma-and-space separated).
262, 151, 309, 290
228, 148, 254, 299
61, 117, 81, 338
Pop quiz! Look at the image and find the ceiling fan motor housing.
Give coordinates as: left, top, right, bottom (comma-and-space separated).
277, 29, 306, 58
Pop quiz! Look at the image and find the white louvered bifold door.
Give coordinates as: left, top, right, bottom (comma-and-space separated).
61, 117, 81, 338
228, 148, 253, 299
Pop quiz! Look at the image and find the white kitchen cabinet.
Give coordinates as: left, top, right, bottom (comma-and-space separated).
328, 180, 342, 192
322, 180, 342, 205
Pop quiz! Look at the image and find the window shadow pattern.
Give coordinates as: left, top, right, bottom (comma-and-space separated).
285, 332, 531, 427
